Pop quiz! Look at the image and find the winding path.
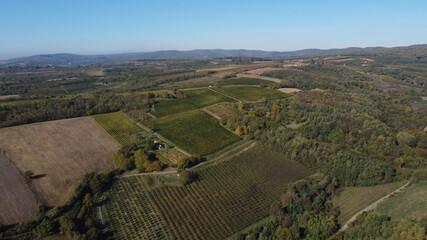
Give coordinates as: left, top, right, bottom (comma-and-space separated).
339, 181, 412, 232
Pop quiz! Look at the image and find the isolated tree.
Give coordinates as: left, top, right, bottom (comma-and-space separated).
177, 156, 200, 169
113, 151, 134, 170
24, 170, 34, 182
179, 170, 198, 185
134, 149, 149, 172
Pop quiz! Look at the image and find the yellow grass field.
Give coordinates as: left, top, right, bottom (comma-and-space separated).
0, 117, 119, 207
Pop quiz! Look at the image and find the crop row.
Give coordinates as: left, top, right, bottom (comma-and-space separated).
102, 178, 169, 239
157, 148, 187, 164
92, 112, 143, 146
101, 143, 312, 239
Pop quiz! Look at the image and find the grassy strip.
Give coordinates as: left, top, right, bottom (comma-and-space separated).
375, 181, 427, 220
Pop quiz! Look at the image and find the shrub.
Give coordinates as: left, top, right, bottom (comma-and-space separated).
33, 219, 54, 238
397, 131, 418, 147
177, 156, 201, 169
179, 170, 199, 185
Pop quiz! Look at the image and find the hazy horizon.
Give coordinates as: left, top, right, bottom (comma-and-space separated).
2, 43, 426, 61
1, 0, 426, 59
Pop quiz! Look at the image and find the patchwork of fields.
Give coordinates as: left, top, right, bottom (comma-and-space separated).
146, 110, 241, 156
101, 143, 312, 239
0, 117, 119, 206
151, 88, 234, 117
92, 112, 143, 146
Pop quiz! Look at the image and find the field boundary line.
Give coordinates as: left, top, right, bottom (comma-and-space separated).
339, 181, 412, 232
209, 88, 242, 102
191, 141, 256, 170
146, 112, 157, 119
120, 170, 178, 178
200, 106, 242, 135
200, 107, 221, 120
90, 114, 123, 146
121, 111, 192, 157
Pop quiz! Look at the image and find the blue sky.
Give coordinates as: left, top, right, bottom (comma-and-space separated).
1, 0, 426, 59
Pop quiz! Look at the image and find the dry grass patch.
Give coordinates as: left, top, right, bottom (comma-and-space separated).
245, 67, 284, 75
278, 88, 302, 93
0, 94, 20, 100
0, 117, 119, 206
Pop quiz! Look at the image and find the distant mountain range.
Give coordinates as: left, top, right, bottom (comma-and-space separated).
1, 44, 426, 66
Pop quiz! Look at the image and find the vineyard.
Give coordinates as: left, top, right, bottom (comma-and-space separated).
157, 147, 188, 164
101, 143, 312, 239
218, 77, 274, 86
101, 177, 170, 240
92, 112, 143, 146
151, 88, 234, 117
146, 110, 241, 156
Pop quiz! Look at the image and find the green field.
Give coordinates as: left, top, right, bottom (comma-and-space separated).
375, 181, 427, 220
218, 77, 274, 86
331, 181, 406, 224
146, 110, 240, 156
214, 86, 289, 101
151, 89, 234, 117
92, 112, 143, 146
101, 143, 312, 239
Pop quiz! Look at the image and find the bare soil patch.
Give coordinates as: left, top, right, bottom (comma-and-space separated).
86, 69, 105, 76
282, 61, 306, 68
245, 67, 284, 75
235, 73, 283, 83
278, 88, 302, 93
196, 65, 240, 72
0, 94, 20, 100
0, 155, 38, 225
310, 88, 327, 92
0, 117, 119, 206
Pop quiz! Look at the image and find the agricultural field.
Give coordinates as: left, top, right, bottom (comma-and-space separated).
218, 77, 274, 86
92, 112, 143, 146
156, 147, 188, 164
0, 117, 118, 206
331, 181, 407, 224
375, 181, 427, 220
146, 110, 240, 156
204, 103, 239, 120
0, 155, 38, 225
101, 176, 171, 240
101, 143, 312, 239
213, 86, 289, 101
151, 88, 234, 117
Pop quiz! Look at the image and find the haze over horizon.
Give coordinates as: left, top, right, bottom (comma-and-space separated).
1, 0, 426, 59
